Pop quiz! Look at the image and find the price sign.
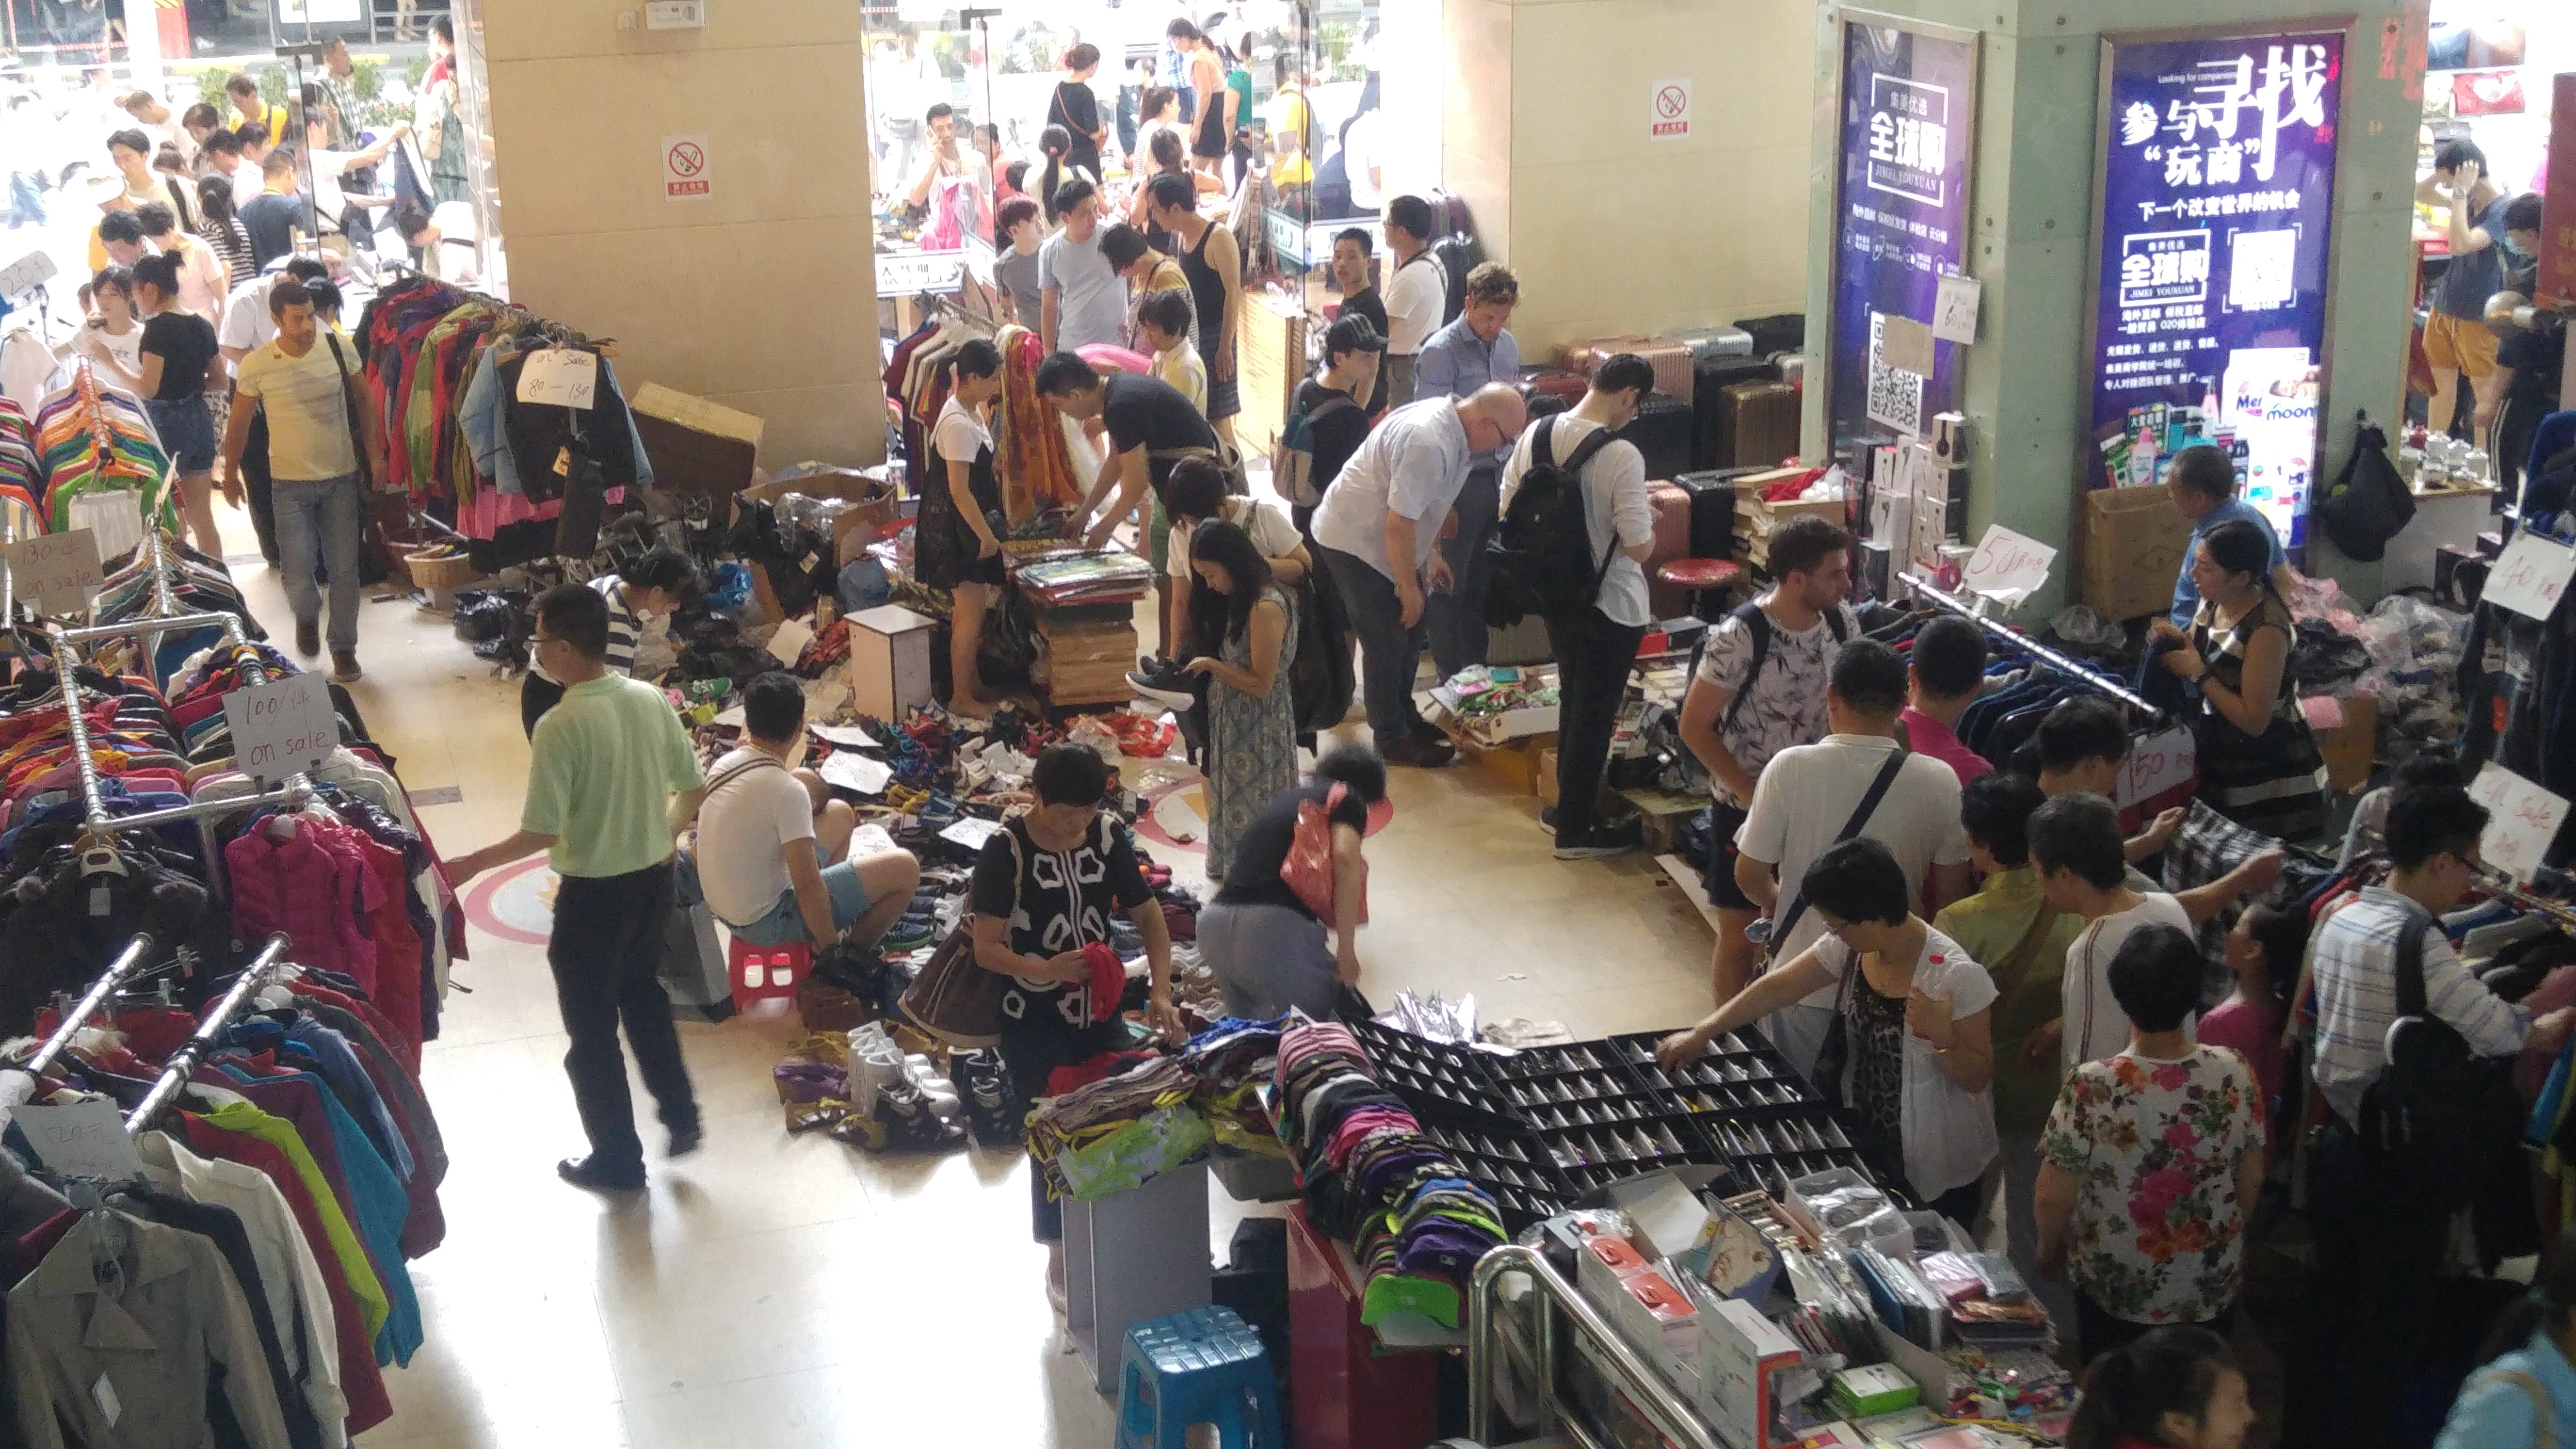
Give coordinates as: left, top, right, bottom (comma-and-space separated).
16, 1099, 144, 1180
817, 751, 892, 796
1958, 524, 2056, 605
1932, 273, 1982, 345
0, 249, 57, 301
515, 348, 599, 410
1880, 314, 1936, 377
222, 673, 338, 787
873, 250, 966, 296
2484, 531, 2576, 621
2469, 762, 2570, 882
2116, 726, 2197, 808
5, 529, 105, 615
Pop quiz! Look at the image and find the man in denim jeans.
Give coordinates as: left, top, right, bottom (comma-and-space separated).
218, 276, 386, 683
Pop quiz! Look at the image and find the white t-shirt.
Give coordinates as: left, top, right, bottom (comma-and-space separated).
1342, 109, 1383, 211
1693, 597, 1864, 808
933, 394, 991, 465
309, 147, 360, 227
86, 324, 144, 380
1498, 414, 1653, 627
232, 336, 359, 482
2061, 891, 2196, 1073
1168, 495, 1303, 579
233, 161, 266, 208
1384, 251, 1446, 355
1813, 925, 2000, 1197
219, 273, 287, 355
1738, 734, 1968, 1002
693, 749, 818, 928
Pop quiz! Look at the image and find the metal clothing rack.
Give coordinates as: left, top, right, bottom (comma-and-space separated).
45, 617, 313, 840
126, 933, 294, 1132
2476, 869, 2576, 936
1903, 576, 2173, 729
1468, 1244, 1725, 1449
19, 934, 154, 1079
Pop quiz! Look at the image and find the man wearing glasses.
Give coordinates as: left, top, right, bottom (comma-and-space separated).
450, 585, 709, 1191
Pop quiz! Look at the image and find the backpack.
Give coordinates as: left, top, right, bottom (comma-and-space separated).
1483, 417, 1620, 628
1703, 600, 1852, 733
2356, 899, 2526, 1210
1271, 391, 1361, 509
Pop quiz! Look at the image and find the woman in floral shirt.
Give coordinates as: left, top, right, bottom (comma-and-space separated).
2037, 922, 2266, 1363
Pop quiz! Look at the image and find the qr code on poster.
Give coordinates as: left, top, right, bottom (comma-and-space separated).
1866, 311, 1922, 435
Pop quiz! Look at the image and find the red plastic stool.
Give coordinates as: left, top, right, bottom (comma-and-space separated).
727, 936, 808, 1012
1657, 557, 1743, 620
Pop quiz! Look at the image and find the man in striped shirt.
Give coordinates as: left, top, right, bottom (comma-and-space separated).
2296, 782, 2575, 1448
522, 546, 700, 736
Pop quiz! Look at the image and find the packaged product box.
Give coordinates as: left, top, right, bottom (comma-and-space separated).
744, 465, 900, 566
1576, 1234, 1652, 1315
2080, 485, 2192, 621
1697, 1296, 1805, 1449
1610, 1269, 1699, 1385
1826, 1363, 1921, 1420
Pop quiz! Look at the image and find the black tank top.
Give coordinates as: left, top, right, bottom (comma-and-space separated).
1178, 221, 1229, 359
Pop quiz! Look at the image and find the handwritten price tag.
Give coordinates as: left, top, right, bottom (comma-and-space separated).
2116, 726, 2196, 808
1932, 273, 1982, 346
1959, 524, 2056, 605
222, 673, 338, 787
2484, 532, 2576, 621
515, 348, 599, 409
2468, 763, 2569, 882
16, 1099, 144, 1179
5, 529, 105, 615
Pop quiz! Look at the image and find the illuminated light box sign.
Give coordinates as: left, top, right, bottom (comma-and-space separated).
1827, 20, 1978, 455
2086, 28, 2344, 551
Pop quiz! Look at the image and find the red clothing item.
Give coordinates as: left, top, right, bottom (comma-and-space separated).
1900, 706, 1995, 789
2197, 995, 2287, 1108
180, 1112, 395, 1434
349, 832, 425, 1058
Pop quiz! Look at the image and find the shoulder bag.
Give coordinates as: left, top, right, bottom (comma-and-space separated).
900, 826, 1022, 1048
1281, 782, 1368, 925
1787, 747, 1912, 1099
321, 331, 375, 493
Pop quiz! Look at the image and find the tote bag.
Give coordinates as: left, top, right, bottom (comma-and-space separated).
1281, 782, 1368, 924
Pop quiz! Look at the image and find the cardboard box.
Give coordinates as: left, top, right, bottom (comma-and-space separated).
1697, 1296, 1804, 1449
845, 605, 935, 720
629, 383, 764, 501
743, 467, 900, 566
2317, 692, 2378, 793
2082, 485, 2192, 622
1536, 746, 1560, 808
1463, 736, 1552, 795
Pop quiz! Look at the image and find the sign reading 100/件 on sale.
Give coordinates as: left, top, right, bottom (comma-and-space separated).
1829, 22, 1977, 456
2089, 29, 2343, 551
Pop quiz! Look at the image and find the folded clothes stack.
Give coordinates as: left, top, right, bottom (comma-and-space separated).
1182, 1016, 1287, 1156
1272, 1021, 1507, 1329
1026, 1054, 1203, 1200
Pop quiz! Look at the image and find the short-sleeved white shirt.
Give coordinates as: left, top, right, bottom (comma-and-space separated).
1383, 251, 1446, 355
1693, 597, 1863, 808
1168, 495, 1304, 579
933, 395, 990, 466
693, 749, 819, 928
2061, 892, 2196, 1073
1307, 396, 1470, 582
1812, 925, 2000, 1196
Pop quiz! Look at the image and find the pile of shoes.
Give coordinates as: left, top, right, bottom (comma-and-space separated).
769, 1023, 968, 1153
951, 1048, 1023, 1149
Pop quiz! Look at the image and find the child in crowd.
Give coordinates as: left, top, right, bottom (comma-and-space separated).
1139, 288, 1207, 414
2200, 900, 2305, 1111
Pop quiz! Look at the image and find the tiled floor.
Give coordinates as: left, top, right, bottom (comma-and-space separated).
219, 507, 1722, 1447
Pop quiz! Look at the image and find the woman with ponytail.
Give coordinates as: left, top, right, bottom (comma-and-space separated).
2149, 515, 2327, 839
2435, 1240, 2576, 1447
917, 338, 1009, 718
1035, 125, 1097, 226
2067, 1326, 2253, 1449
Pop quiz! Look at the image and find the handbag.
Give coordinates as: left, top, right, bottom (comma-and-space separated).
1811, 947, 1859, 1107
2312, 413, 2415, 562
898, 829, 1022, 1048
1281, 781, 1368, 924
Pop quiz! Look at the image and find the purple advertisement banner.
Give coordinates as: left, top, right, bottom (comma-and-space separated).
1829, 21, 1977, 457
2089, 30, 2343, 548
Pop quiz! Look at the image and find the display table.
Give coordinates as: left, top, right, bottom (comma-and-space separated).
1063, 1163, 1213, 1393
2383, 479, 2499, 594
1287, 1205, 1445, 1449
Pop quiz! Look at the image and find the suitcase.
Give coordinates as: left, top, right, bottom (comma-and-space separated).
1694, 356, 1783, 468
1733, 313, 1806, 357
1520, 368, 1589, 404
1674, 470, 1750, 560
1646, 481, 1696, 617
1628, 391, 1696, 482
1720, 381, 1802, 470
1671, 325, 1755, 360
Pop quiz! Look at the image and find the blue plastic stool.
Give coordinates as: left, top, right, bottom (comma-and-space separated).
1114, 1305, 1284, 1449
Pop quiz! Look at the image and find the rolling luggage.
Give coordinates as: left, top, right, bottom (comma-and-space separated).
1694, 355, 1783, 469
1719, 381, 1802, 471
1627, 391, 1696, 481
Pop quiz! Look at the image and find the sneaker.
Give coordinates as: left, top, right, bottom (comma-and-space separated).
1554, 820, 1643, 861
294, 619, 320, 657
1380, 732, 1456, 768
331, 651, 362, 683
666, 1123, 704, 1157
557, 1155, 646, 1191
1125, 662, 1197, 710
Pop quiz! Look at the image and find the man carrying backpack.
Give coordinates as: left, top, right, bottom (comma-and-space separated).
1676, 515, 1860, 998
2293, 784, 2576, 1449
1497, 355, 1658, 859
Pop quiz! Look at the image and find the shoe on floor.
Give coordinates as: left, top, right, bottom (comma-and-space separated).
557, 1155, 646, 1191
1554, 820, 1642, 861
294, 619, 320, 657
1380, 732, 1456, 768
331, 651, 362, 683
666, 1124, 703, 1158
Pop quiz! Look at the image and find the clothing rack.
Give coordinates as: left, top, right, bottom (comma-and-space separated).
125, 932, 293, 1132
20, 933, 155, 1079
2476, 869, 2576, 936
1902, 576, 2172, 729
45, 617, 314, 837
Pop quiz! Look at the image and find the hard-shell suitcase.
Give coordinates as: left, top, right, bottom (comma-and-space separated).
1627, 391, 1696, 481
1693, 356, 1783, 469
1673, 470, 1752, 560
1720, 381, 1802, 471
1732, 313, 1805, 357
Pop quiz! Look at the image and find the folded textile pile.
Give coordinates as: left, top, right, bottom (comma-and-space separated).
1184, 1017, 1287, 1156
1272, 1021, 1508, 1329
1027, 1054, 1206, 1200
1014, 551, 1155, 605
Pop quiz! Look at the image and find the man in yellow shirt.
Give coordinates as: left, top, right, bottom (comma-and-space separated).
225, 72, 288, 141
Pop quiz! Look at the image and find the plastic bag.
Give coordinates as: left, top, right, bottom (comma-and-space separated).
704, 562, 753, 615
2351, 593, 2467, 748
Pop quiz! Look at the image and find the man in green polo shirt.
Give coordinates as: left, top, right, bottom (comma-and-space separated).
452, 584, 710, 1191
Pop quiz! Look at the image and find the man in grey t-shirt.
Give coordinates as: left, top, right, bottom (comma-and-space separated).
1038, 178, 1124, 352
994, 195, 1045, 328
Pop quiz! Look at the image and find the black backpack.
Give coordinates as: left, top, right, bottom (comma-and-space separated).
1484, 417, 1619, 628
2356, 900, 2526, 1210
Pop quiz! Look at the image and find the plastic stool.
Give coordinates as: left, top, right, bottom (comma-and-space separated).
1116, 1305, 1285, 1449
1658, 557, 1743, 620
726, 937, 807, 1012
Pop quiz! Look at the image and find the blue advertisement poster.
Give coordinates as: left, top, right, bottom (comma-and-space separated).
1828, 21, 1978, 457
2089, 29, 2344, 548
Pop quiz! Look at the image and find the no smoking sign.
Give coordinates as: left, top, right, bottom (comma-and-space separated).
1649, 78, 1693, 141
662, 133, 712, 201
